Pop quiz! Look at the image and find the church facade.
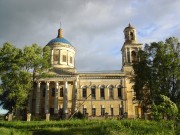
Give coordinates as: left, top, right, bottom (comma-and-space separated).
27, 24, 142, 119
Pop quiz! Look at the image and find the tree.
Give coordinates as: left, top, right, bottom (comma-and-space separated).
152, 95, 178, 120
132, 37, 180, 113
22, 44, 51, 82
0, 43, 51, 114
0, 71, 32, 113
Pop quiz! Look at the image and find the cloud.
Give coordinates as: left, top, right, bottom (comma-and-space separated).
0, 0, 180, 71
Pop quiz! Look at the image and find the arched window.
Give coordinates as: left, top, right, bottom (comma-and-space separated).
130, 32, 134, 40
82, 86, 87, 99
117, 85, 122, 99
131, 51, 137, 63
91, 85, 96, 99
100, 85, 105, 99
109, 85, 114, 99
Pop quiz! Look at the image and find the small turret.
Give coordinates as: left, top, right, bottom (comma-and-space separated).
124, 23, 137, 43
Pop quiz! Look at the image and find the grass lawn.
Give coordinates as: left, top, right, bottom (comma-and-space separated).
0, 119, 179, 135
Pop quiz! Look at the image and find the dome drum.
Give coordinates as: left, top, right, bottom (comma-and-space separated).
47, 28, 76, 69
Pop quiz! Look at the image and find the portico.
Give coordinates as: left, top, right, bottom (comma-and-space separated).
33, 75, 78, 117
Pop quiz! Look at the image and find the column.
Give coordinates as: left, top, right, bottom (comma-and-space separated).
35, 81, 41, 114
54, 82, 59, 114
72, 81, 78, 113
63, 81, 68, 114
45, 82, 50, 114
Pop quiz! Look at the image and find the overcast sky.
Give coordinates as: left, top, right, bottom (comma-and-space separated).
0, 0, 180, 72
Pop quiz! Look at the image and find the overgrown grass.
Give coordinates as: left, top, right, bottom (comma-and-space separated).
0, 119, 178, 135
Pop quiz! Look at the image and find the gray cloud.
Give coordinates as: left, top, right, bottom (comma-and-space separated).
0, 0, 180, 71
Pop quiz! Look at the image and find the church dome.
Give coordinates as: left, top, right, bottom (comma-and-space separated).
48, 37, 71, 45
47, 28, 72, 45
124, 23, 135, 31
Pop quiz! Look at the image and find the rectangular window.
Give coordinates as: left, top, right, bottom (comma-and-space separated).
51, 88, 55, 97
92, 108, 96, 116
118, 87, 122, 99
70, 56, 73, 64
62, 55, 66, 62
83, 108, 87, 115
91, 87, 96, 99
101, 108, 105, 116
82, 88, 87, 98
100, 87, 105, 99
110, 108, 114, 116
53, 49, 59, 62
60, 88, 63, 97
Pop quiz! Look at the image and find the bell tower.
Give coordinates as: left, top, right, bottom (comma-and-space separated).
121, 24, 142, 74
